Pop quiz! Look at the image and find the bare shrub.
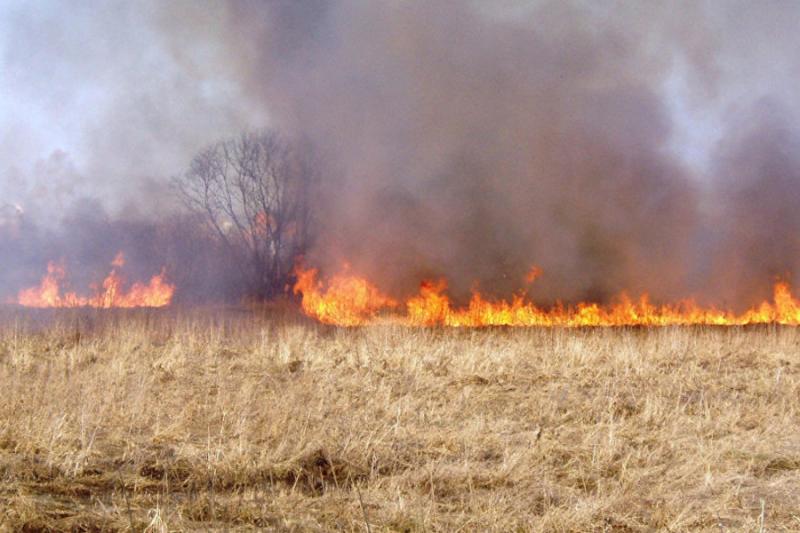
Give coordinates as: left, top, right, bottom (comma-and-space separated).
175, 131, 315, 299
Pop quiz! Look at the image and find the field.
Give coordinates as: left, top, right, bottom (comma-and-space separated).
0, 309, 799, 531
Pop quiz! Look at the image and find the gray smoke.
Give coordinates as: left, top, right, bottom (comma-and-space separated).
220, 0, 800, 305
0, 0, 262, 300
3, 1, 800, 307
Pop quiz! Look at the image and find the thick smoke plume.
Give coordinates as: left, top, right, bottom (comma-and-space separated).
3, 1, 800, 307
220, 1, 800, 306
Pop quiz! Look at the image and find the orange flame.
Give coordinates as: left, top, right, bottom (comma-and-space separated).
293, 265, 800, 326
17, 253, 174, 308
292, 265, 397, 326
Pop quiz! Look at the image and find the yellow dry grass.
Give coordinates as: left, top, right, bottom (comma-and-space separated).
1, 309, 799, 531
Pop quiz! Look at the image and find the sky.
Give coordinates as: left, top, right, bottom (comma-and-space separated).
0, 0, 267, 218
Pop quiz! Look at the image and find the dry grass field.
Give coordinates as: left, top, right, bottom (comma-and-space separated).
1, 309, 799, 531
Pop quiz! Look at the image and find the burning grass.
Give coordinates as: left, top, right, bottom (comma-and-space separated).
1, 311, 799, 531
293, 266, 800, 327
14, 253, 174, 309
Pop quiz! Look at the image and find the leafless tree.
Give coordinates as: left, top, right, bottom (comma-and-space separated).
174, 131, 315, 298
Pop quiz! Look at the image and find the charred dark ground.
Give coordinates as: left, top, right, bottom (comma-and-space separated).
3, 1, 800, 308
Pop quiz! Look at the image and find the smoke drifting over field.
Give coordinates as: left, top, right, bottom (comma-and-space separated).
3, 1, 800, 306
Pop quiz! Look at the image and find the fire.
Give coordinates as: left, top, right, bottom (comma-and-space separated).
524, 266, 542, 284
292, 265, 397, 326
293, 265, 800, 327
16, 253, 174, 308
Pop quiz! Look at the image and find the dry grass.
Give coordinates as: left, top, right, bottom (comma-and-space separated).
1, 309, 799, 531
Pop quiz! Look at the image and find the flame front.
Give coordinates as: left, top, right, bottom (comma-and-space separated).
17, 253, 174, 308
293, 266, 800, 326
292, 266, 397, 326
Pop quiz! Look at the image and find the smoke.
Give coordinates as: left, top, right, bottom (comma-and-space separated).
233, 0, 800, 306
706, 98, 800, 305
216, 0, 753, 304
0, 0, 262, 301
3, 1, 800, 306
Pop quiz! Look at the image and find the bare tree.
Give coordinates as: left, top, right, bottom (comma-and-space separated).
174, 131, 315, 298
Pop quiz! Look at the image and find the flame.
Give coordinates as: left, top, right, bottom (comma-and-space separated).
293, 265, 800, 326
292, 265, 397, 326
16, 253, 174, 308
524, 265, 542, 284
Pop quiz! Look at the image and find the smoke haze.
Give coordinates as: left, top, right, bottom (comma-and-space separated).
2, 0, 800, 306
